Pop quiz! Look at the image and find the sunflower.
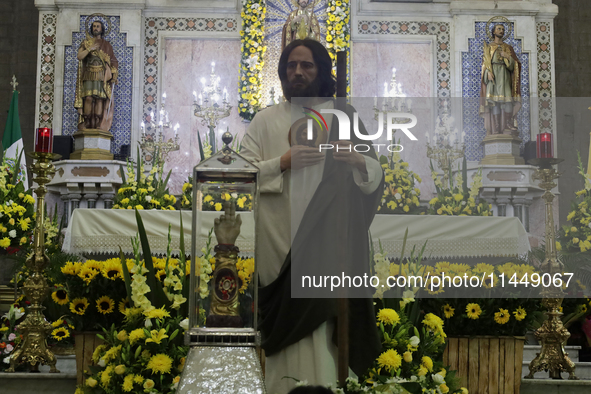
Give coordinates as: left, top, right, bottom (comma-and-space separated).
51, 289, 69, 305
466, 303, 482, 319
118, 299, 130, 314
70, 298, 89, 315
78, 266, 99, 284
52, 327, 70, 341
155, 269, 166, 282
443, 304, 455, 319
513, 307, 527, 321
101, 259, 123, 280
147, 353, 173, 374
494, 308, 510, 324
96, 296, 115, 314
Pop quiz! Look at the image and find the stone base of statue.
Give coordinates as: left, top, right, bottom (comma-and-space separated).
70, 129, 114, 160
480, 133, 524, 165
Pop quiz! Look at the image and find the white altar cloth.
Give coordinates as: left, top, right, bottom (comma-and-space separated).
63, 209, 530, 258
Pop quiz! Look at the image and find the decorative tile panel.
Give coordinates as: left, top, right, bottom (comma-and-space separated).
143, 17, 238, 124
461, 22, 530, 162
62, 15, 134, 156
38, 13, 58, 128
357, 20, 451, 98
262, 0, 328, 105
536, 21, 552, 133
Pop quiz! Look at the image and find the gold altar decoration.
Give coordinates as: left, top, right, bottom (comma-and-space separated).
7, 152, 61, 373
525, 157, 577, 380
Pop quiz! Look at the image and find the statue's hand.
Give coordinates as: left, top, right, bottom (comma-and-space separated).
89, 43, 100, 52
500, 51, 510, 59
214, 202, 242, 245
487, 71, 494, 82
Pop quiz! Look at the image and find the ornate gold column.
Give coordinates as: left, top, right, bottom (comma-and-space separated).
525, 157, 577, 380
7, 152, 61, 373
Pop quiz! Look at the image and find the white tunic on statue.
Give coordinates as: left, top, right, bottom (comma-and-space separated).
240, 100, 382, 394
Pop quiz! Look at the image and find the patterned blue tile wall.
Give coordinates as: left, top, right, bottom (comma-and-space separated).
462, 22, 530, 162
62, 15, 133, 156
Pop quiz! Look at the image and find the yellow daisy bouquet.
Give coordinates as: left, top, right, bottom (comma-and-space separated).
0, 154, 36, 250
239, 0, 266, 121
377, 152, 422, 214
113, 150, 176, 211
326, 0, 351, 92
180, 178, 252, 212
427, 159, 492, 217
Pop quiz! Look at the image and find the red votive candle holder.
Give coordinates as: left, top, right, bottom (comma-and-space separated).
35, 127, 53, 153
536, 132, 553, 158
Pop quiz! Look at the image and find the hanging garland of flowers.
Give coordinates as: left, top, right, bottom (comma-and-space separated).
326, 0, 350, 94
239, 0, 267, 121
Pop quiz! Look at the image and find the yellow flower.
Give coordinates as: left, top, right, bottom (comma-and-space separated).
19, 236, 27, 245
494, 308, 510, 325
147, 354, 173, 374
70, 298, 89, 315
0, 237, 11, 248
443, 304, 454, 318
52, 327, 70, 341
440, 384, 450, 393
117, 330, 128, 342
377, 349, 402, 372
92, 344, 107, 363
129, 328, 146, 345
122, 374, 134, 392
96, 295, 115, 314
513, 307, 527, 321
417, 365, 428, 376
86, 377, 98, 387
143, 379, 155, 390
52, 288, 69, 305
144, 306, 171, 321
466, 303, 481, 319
135, 205, 144, 210
421, 356, 433, 372
114, 364, 126, 375
146, 328, 169, 345
18, 218, 29, 230
377, 308, 400, 326
556, 241, 562, 251
78, 266, 99, 284
214, 202, 223, 211
101, 364, 114, 387
403, 351, 413, 363
134, 375, 144, 384
102, 259, 123, 280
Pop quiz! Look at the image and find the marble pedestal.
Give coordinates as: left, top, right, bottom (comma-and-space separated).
70, 129, 114, 160
480, 134, 525, 165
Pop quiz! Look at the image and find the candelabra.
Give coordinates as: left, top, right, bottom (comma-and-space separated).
139, 122, 180, 165
425, 102, 465, 189
373, 67, 412, 119
193, 61, 232, 153
7, 152, 61, 373
525, 157, 577, 380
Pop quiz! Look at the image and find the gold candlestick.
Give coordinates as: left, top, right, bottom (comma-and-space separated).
525, 157, 577, 380
7, 152, 61, 373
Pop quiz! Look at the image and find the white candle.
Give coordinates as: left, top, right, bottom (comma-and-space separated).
211, 61, 215, 73
374, 96, 377, 107
141, 121, 145, 134
193, 91, 197, 101
425, 132, 430, 143
223, 87, 228, 101
199, 93, 203, 106
162, 92, 166, 104
201, 77, 206, 86
174, 123, 179, 137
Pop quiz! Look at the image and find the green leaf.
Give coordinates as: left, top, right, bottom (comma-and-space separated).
119, 163, 126, 185
134, 346, 142, 359
169, 329, 179, 342
462, 155, 468, 193
196, 130, 205, 163
399, 382, 422, 394
136, 147, 142, 184
134, 208, 172, 309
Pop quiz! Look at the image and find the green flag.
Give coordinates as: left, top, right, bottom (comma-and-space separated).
2, 90, 27, 187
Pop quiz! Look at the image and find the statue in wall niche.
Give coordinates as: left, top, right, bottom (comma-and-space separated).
74, 14, 118, 132
282, 0, 321, 50
479, 17, 522, 136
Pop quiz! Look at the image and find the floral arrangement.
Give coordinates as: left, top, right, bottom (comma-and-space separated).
0, 154, 35, 250
559, 154, 591, 253
339, 298, 465, 394
377, 153, 422, 214
239, 0, 266, 121
0, 302, 25, 370
326, 0, 351, 91
113, 153, 176, 211
427, 161, 492, 217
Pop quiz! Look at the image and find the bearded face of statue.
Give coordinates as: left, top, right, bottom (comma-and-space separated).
298, 0, 309, 8
493, 24, 505, 40
92, 21, 103, 38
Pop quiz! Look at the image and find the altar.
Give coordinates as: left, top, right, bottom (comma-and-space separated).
63, 209, 530, 259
